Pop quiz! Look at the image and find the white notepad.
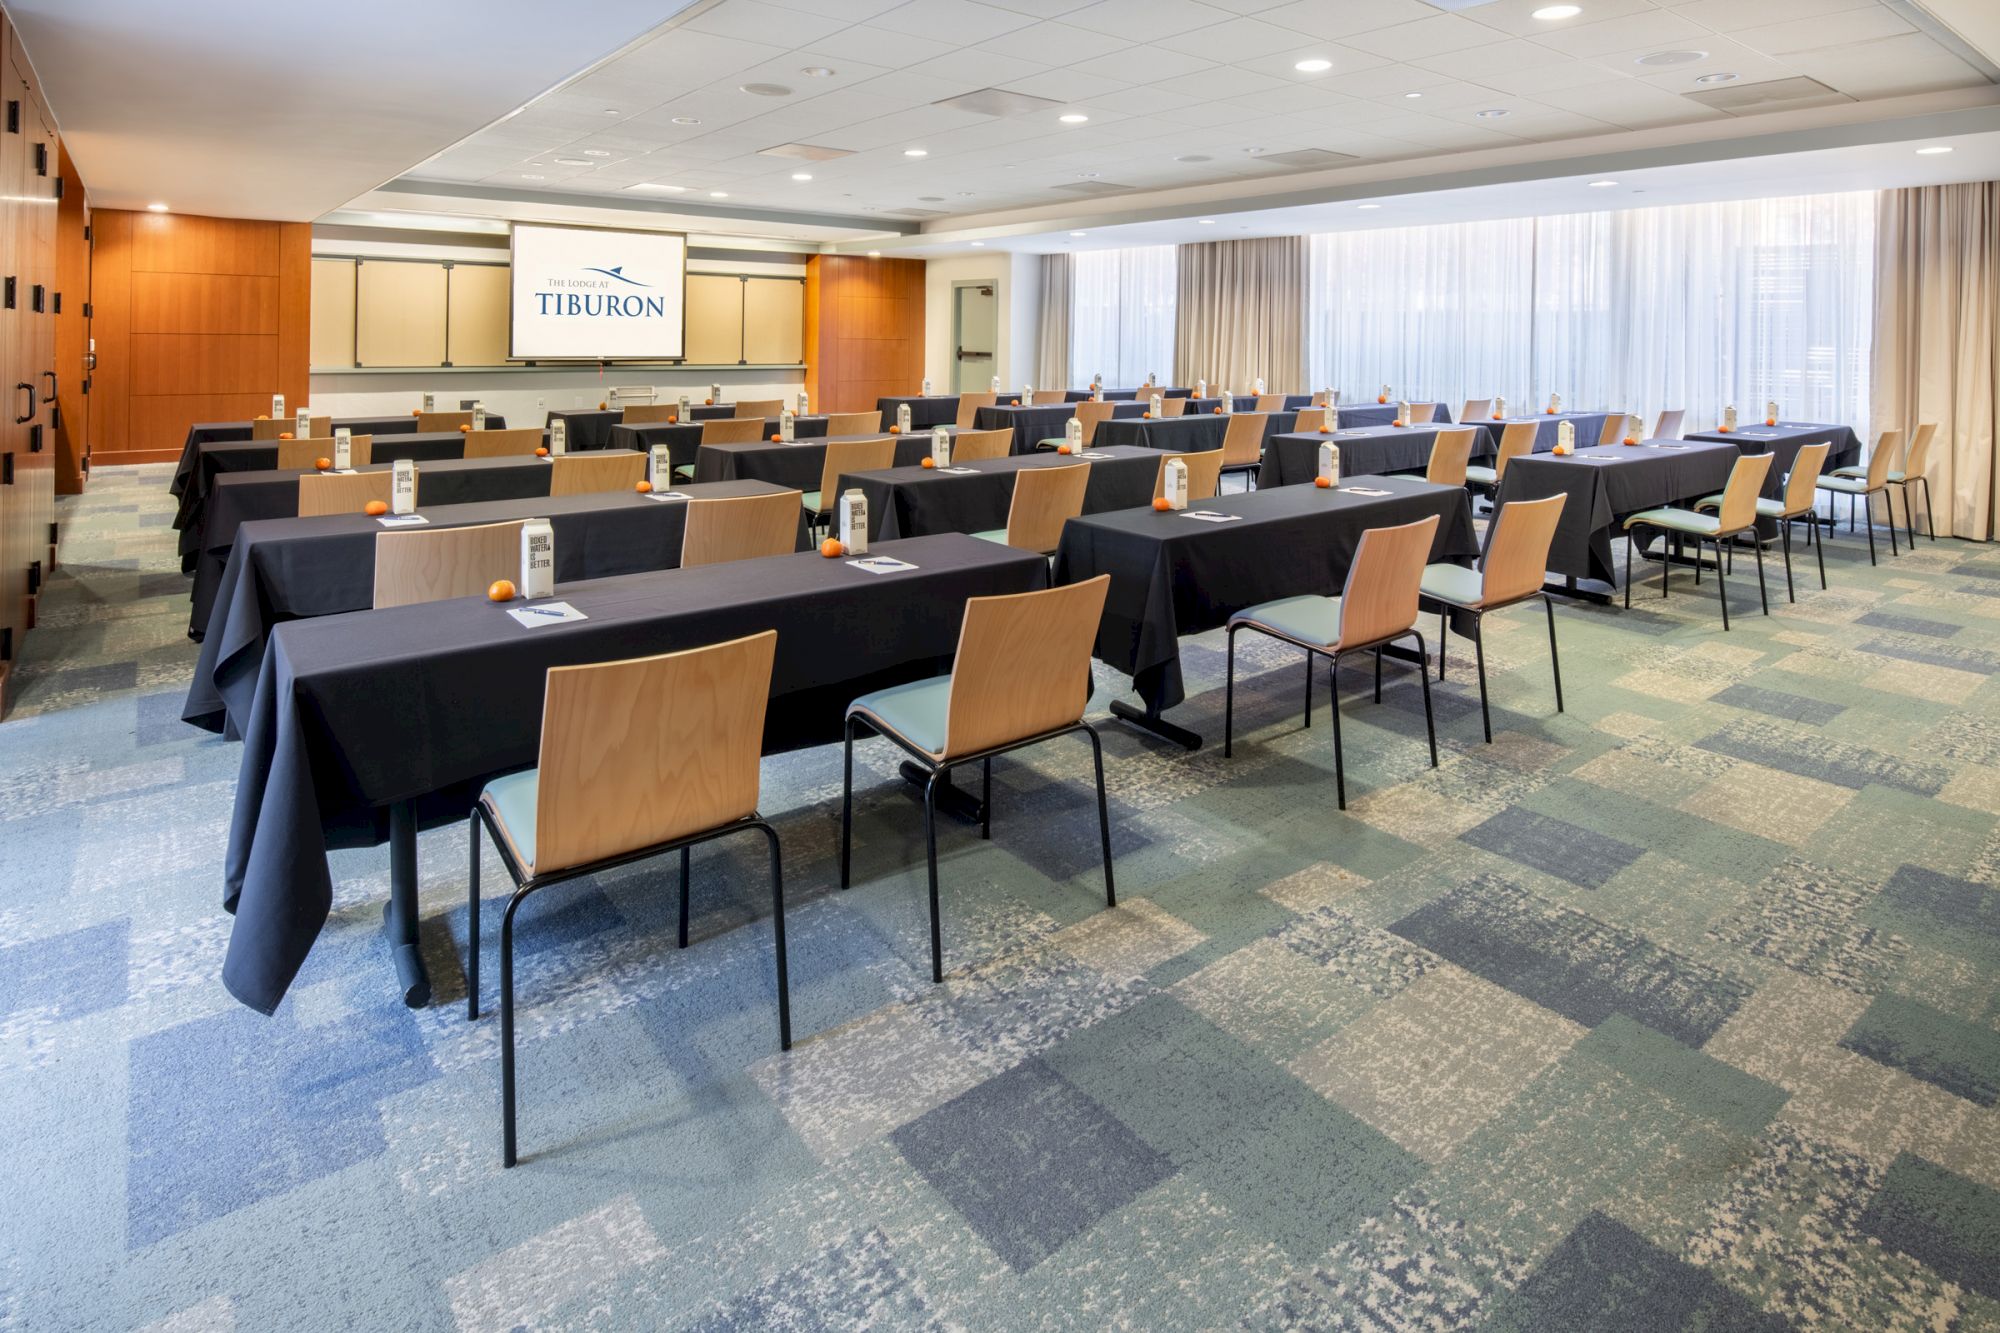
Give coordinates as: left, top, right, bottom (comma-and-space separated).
645, 491, 693, 502
376, 514, 429, 527
1179, 510, 1244, 523
506, 601, 588, 628
847, 556, 917, 575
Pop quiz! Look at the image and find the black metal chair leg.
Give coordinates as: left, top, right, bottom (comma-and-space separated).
1373, 645, 1383, 703
677, 845, 691, 948
923, 771, 944, 984
1660, 528, 1672, 599
1781, 519, 1795, 603
1863, 495, 1877, 564
1752, 533, 1768, 616
1086, 725, 1115, 907
839, 717, 858, 889
1624, 524, 1635, 608
1714, 538, 1731, 630
500, 887, 534, 1168
1473, 618, 1491, 743
1902, 484, 1915, 550
1922, 476, 1935, 540
1813, 512, 1827, 588
1438, 606, 1448, 681
1328, 656, 1346, 810
1413, 631, 1438, 767
467, 812, 481, 1021
1303, 646, 1313, 730
981, 757, 992, 841
1224, 627, 1238, 757
1886, 490, 1899, 556
1543, 594, 1564, 713
757, 821, 792, 1051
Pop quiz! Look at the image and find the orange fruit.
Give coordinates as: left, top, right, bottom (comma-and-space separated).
1493, 413, 1504, 420
705, 398, 714, 406
1319, 425, 1332, 434
278, 432, 294, 441
1212, 407, 1222, 415
256, 414, 270, 420
1717, 425, 1732, 433
666, 413, 677, 424
364, 500, 389, 516
1392, 420, 1405, 428
1142, 411, 1153, 419
1378, 396, 1388, 404
535, 446, 549, 457
1624, 437, 1640, 445
1766, 418, 1777, 427
314, 457, 331, 471
1151, 497, 1171, 511
921, 457, 936, 468
888, 425, 901, 434
1314, 476, 1333, 489
1547, 408, 1557, 414
820, 538, 844, 557
1057, 444, 1074, 455
411, 409, 421, 417
636, 480, 653, 493
488, 580, 516, 602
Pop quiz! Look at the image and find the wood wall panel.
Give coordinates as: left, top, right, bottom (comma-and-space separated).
90, 210, 309, 461
803, 256, 923, 414
53, 140, 90, 493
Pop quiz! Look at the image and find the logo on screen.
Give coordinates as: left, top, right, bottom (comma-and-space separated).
533, 264, 668, 319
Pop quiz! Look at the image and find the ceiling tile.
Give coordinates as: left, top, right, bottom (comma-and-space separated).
686, 0, 850, 44
1729, 4, 1915, 56
1531, 9, 1715, 59
1254, 0, 1439, 41
869, 0, 1043, 43
1153, 17, 1316, 62
974, 20, 1133, 64
1781, 32, 1985, 97
1064, 0, 1230, 39
1465, 0, 1659, 39
1345, 13, 1511, 59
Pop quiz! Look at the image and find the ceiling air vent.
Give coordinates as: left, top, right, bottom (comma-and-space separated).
890, 208, 950, 218
933, 87, 1063, 118
1049, 180, 1135, 195
1247, 148, 1362, 170
1683, 76, 1850, 115
760, 143, 854, 161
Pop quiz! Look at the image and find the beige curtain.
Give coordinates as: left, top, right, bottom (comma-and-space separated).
1872, 183, 2000, 540
1036, 253, 1072, 390
1174, 237, 1306, 394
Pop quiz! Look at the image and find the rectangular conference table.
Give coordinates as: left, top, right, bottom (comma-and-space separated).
1095, 411, 1298, 454
692, 432, 939, 490
170, 412, 502, 501
1261, 424, 1448, 487
1682, 421, 1863, 474
547, 403, 736, 451
1052, 476, 1479, 749
184, 479, 807, 738
971, 401, 1147, 449
836, 446, 1167, 542
1469, 411, 1616, 458
220, 533, 1052, 1015
186, 451, 638, 636
608, 416, 840, 473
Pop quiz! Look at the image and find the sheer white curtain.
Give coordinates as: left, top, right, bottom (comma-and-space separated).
1070, 245, 1176, 391
1307, 193, 1875, 432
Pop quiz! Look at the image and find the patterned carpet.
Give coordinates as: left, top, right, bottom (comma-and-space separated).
4, 463, 1999, 1332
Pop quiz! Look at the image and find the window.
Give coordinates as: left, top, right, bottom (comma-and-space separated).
1069, 246, 1176, 391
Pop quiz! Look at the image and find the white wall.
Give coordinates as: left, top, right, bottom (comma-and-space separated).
924, 252, 1047, 393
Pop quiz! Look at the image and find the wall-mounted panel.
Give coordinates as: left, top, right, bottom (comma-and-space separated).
684, 274, 743, 365
132, 272, 278, 335
744, 278, 803, 365
356, 260, 447, 367
309, 257, 356, 369
446, 263, 509, 368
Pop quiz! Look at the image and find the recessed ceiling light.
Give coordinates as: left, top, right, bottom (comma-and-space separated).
904, 148, 928, 157
625, 183, 686, 193
1404, 91, 1423, 99
1176, 154, 1211, 163
867, 250, 881, 257
1294, 58, 1333, 73
1917, 145, 1954, 155
603, 108, 621, 116
1060, 112, 1089, 123
791, 172, 813, 181
1357, 203, 1381, 210
1589, 179, 1618, 187
671, 116, 701, 126
146, 202, 169, 212
1197, 218, 1215, 225
580, 149, 612, 157
521, 173, 545, 180
1475, 109, 1510, 118
554, 157, 591, 165
740, 83, 792, 97
1243, 146, 1264, 154
800, 66, 834, 77
1069, 231, 1086, 237
1635, 49, 1707, 66
1531, 4, 1581, 18
971, 241, 985, 246
1694, 72, 1737, 84
709, 190, 729, 198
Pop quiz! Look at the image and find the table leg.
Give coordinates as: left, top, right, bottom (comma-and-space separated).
385, 800, 433, 1010
899, 762, 985, 823
1109, 698, 1203, 751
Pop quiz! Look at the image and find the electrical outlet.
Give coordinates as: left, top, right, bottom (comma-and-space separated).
537, 396, 545, 408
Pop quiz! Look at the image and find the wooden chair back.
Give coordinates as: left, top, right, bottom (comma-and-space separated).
1492, 421, 1536, 480
1254, 394, 1287, 413
373, 519, 525, 609
680, 491, 802, 567
1652, 409, 1684, 440
254, 415, 330, 441
1154, 450, 1222, 502
940, 576, 1110, 760
1160, 396, 1188, 418
1460, 399, 1492, 425
1003, 461, 1090, 553
1219, 412, 1267, 469
1293, 407, 1328, 433
622, 404, 678, 424
1425, 428, 1476, 487
1408, 402, 1437, 424
529, 630, 778, 875
1074, 400, 1117, 446
951, 428, 1013, 462
816, 437, 898, 510
550, 452, 646, 496
1782, 442, 1830, 515
733, 399, 784, 420
1479, 495, 1564, 607
417, 411, 473, 433
1335, 515, 1439, 649
955, 391, 997, 429
277, 435, 374, 470
700, 417, 766, 445
1904, 422, 1937, 478
1598, 413, 1628, 445
1863, 429, 1902, 489
462, 427, 545, 459
1030, 389, 1069, 405
297, 470, 395, 517
825, 410, 882, 436
1715, 452, 1776, 532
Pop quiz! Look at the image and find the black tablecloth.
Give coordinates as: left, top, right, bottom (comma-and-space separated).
185, 480, 806, 738
1052, 476, 1479, 716
220, 532, 1051, 1014
1683, 422, 1862, 473
876, 396, 962, 430
1469, 412, 1615, 460
693, 433, 934, 491
1260, 426, 1447, 487
609, 416, 835, 473
547, 404, 737, 452
1495, 441, 1756, 584
971, 401, 1147, 449
171, 414, 460, 500
1094, 411, 1300, 455
1178, 394, 1316, 415
838, 446, 1165, 542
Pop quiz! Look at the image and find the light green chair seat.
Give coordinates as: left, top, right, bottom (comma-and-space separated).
1230, 594, 1345, 647
971, 529, 1007, 545
1464, 464, 1498, 487
673, 463, 695, 481
480, 768, 540, 869
1817, 475, 1875, 496
1418, 563, 1484, 608
1830, 464, 1905, 482
801, 490, 823, 513
1693, 494, 1786, 518
1623, 507, 1721, 536
847, 677, 949, 756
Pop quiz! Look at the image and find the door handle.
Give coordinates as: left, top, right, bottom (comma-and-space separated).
15, 382, 33, 424
41, 371, 55, 403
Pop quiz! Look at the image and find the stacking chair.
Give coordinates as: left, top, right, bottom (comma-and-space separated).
1697, 441, 1829, 600
462, 428, 546, 460
1424, 427, 1476, 487
1030, 389, 1069, 405
1460, 399, 1493, 426
298, 470, 395, 517
1464, 421, 1536, 499
973, 461, 1089, 554
468, 631, 789, 1166
1652, 409, 1684, 440
733, 398, 785, 420
1832, 422, 1935, 545
1255, 394, 1287, 413
700, 417, 764, 445
550, 452, 646, 496
277, 434, 374, 470
1224, 515, 1441, 808
806, 437, 897, 534
681, 491, 804, 567
1294, 407, 1329, 433
254, 415, 330, 441
1154, 450, 1222, 502
1815, 429, 1902, 565
825, 410, 883, 436
950, 427, 1013, 462
621, 404, 677, 424
955, 391, 998, 429
1623, 451, 1775, 629
1073, 400, 1117, 447
1419, 495, 1565, 742
1218, 412, 1269, 491
1598, 413, 1629, 445
373, 520, 524, 609
1408, 402, 1437, 424
1160, 396, 1189, 418
840, 577, 1114, 983
417, 410, 473, 433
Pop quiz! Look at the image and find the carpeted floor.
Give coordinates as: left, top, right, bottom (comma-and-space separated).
4, 463, 1998, 1331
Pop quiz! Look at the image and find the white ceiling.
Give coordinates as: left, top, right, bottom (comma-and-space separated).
397, 0, 1997, 230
